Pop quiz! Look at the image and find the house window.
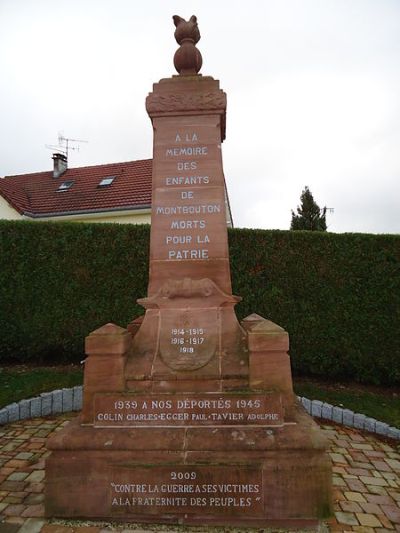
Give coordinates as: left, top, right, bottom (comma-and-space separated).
57, 180, 74, 191
98, 176, 116, 187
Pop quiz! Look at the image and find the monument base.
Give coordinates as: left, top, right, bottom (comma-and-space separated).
45, 315, 332, 527
46, 405, 331, 527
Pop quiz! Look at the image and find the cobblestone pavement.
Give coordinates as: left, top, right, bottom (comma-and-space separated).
0, 414, 399, 532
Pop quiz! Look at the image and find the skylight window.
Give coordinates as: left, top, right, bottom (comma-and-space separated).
57, 180, 74, 191
98, 176, 116, 187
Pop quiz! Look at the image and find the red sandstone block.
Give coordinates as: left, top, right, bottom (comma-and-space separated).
85, 323, 131, 355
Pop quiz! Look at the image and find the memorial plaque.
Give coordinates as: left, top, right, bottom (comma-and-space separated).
110, 465, 263, 517
93, 393, 283, 428
159, 309, 217, 370
45, 14, 332, 527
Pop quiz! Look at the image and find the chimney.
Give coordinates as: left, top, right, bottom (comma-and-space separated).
52, 153, 67, 178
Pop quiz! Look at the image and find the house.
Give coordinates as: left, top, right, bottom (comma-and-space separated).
0, 154, 233, 226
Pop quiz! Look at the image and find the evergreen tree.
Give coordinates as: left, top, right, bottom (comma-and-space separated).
290, 186, 327, 231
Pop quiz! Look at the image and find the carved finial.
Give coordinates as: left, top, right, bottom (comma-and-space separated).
172, 15, 202, 76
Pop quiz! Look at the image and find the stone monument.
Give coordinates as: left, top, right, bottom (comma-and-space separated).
46, 15, 332, 528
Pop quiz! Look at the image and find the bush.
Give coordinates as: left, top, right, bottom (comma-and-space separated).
1, 221, 399, 385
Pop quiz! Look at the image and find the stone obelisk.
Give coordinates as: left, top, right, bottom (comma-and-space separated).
125, 14, 246, 385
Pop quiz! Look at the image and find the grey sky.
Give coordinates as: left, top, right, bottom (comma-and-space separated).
0, 0, 399, 233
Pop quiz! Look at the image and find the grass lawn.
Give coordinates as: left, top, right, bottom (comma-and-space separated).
0, 365, 83, 409
0, 366, 399, 429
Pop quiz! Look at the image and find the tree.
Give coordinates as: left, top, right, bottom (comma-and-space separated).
290, 186, 327, 231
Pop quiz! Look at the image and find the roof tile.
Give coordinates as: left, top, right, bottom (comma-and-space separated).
0, 159, 152, 217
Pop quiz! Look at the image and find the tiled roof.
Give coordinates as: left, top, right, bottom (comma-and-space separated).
0, 159, 152, 217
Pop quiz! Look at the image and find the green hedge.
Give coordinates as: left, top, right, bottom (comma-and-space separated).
0, 220, 399, 386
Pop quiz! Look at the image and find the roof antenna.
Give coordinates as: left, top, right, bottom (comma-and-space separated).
45, 132, 88, 159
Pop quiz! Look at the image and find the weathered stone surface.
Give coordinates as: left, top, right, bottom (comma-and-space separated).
0, 408, 8, 425
332, 406, 343, 424
321, 403, 333, 420
343, 409, 354, 427
301, 397, 311, 413
311, 400, 323, 418
62, 389, 73, 413
72, 386, 83, 411
375, 421, 389, 435
30, 397, 42, 418
353, 413, 366, 429
19, 399, 31, 420
364, 417, 377, 433
8, 402, 20, 422
51, 390, 62, 415
40, 392, 52, 416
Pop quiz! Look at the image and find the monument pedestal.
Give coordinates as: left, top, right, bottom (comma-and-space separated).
46, 16, 332, 527
46, 315, 332, 527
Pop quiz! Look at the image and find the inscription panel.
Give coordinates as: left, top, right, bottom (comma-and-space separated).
94, 393, 283, 428
110, 465, 263, 517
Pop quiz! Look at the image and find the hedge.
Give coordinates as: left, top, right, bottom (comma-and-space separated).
0, 220, 399, 386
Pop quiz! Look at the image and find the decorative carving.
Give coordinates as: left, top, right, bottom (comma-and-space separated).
146, 91, 226, 114
172, 15, 202, 75
160, 278, 214, 298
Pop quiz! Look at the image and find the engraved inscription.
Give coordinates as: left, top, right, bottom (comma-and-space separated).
94, 393, 284, 428
152, 128, 226, 262
110, 465, 263, 517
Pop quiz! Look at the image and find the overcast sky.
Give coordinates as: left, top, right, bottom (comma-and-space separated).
0, 0, 399, 233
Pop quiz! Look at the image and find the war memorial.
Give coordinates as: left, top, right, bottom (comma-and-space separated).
45, 15, 332, 528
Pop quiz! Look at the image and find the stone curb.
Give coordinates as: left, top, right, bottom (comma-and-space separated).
299, 396, 400, 440
0, 388, 398, 440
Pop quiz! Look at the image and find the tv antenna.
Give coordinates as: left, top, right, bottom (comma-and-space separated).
46, 132, 88, 159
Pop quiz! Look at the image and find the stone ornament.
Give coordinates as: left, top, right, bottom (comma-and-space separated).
173, 15, 203, 75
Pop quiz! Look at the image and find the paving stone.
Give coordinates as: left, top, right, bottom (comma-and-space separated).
365, 493, 395, 505
25, 470, 44, 483
7, 403, 20, 423
340, 500, 362, 513
62, 388, 73, 413
21, 503, 45, 517
334, 510, 359, 525
385, 458, 400, 471
2, 503, 25, 515
15, 452, 33, 460
0, 501, 9, 511
342, 409, 354, 427
51, 390, 63, 415
332, 406, 343, 424
0, 523, 21, 533
40, 393, 52, 416
356, 512, 382, 527
360, 501, 382, 514
360, 475, 389, 487
18, 518, 47, 533
381, 503, 400, 523
7, 472, 29, 481
30, 397, 42, 419
344, 491, 366, 503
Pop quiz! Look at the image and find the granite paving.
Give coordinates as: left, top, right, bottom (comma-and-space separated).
0, 414, 399, 532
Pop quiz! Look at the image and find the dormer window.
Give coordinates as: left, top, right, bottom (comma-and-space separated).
98, 176, 116, 187
57, 180, 74, 191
